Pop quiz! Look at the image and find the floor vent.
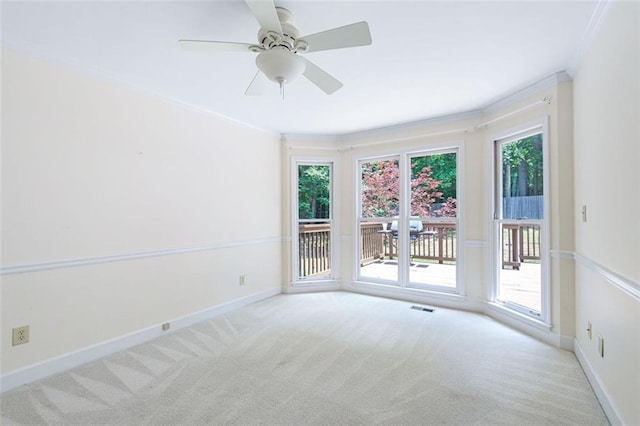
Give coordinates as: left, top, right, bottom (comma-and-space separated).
410, 305, 434, 313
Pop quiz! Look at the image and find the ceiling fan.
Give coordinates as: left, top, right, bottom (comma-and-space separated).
179, 0, 372, 97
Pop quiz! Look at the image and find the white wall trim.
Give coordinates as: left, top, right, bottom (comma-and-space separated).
574, 338, 623, 425
550, 249, 576, 260
282, 133, 343, 145
0, 286, 282, 393
343, 280, 484, 312
481, 72, 569, 115
285, 72, 572, 141
476, 97, 552, 130
285, 281, 342, 294
341, 111, 481, 142
463, 240, 487, 248
566, 0, 612, 77
485, 300, 549, 330
574, 252, 640, 301
550, 250, 638, 300
484, 302, 575, 350
337, 279, 574, 351
342, 128, 469, 151
0, 237, 283, 276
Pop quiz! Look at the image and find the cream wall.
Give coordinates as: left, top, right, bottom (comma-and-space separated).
1, 48, 283, 373
572, 2, 640, 424
3, 3, 639, 421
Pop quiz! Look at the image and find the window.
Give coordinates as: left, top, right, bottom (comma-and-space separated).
359, 157, 400, 282
293, 161, 334, 281
357, 148, 460, 292
492, 122, 549, 321
408, 152, 458, 289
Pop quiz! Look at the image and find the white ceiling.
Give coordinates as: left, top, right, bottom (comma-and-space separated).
2, 1, 599, 135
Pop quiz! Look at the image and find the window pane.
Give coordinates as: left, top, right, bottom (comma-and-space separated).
298, 165, 330, 220
496, 131, 544, 316
410, 153, 457, 218
408, 153, 457, 288
501, 134, 543, 220
361, 159, 399, 218
359, 158, 399, 282
498, 222, 542, 314
297, 164, 331, 279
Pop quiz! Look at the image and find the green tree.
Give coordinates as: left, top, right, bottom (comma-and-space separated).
298, 165, 330, 219
502, 134, 543, 197
411, 153, 457, 201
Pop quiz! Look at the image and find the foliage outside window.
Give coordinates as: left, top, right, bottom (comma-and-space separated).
502, 134, 543, 198
361, 154, 457, 218
501, 134, 543, 220
298, 165, 330, 220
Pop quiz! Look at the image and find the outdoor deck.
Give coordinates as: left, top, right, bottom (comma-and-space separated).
360, 260, 541, 311
299, 221, 542, 311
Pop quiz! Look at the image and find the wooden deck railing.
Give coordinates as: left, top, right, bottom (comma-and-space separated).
298, 224, 331, 277
361, 223, 384, 264
380, 222, 457, 264
502, 223, 541, 269
298, 221, 541, 276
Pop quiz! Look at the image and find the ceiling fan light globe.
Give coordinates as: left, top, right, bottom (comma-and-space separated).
256, 49, 305, 84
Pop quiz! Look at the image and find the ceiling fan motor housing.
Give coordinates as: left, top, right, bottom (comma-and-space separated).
257, 7, 307, 52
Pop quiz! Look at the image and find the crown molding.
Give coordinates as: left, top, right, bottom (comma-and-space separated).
287, 70, 570, 143
481, 71, 570, 115
281, 133, 343, 145
339, 109, 483, 143
566, 0, 612, 77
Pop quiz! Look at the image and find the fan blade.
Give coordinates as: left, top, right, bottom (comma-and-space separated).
179, 39, 254, 53
245, 71, 269, 96
301, 57, 343, 95
245, 0, 283, 34
301, 21, 372, 53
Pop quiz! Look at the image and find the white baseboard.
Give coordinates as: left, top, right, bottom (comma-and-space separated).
574, 339, 623, 425
343, 280, 485, 313
340, 282, 573, 350
285, 280, 341, 294
0, 286, 282, 394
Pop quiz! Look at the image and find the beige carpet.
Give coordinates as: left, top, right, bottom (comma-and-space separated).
1, 292, 608, 425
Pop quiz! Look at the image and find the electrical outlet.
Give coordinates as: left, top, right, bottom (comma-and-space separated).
12, 325, 29, 346
239, 274, 246, 286
587, 321, 592, 339
162, 322, 170, 331
598, 335, 605, 358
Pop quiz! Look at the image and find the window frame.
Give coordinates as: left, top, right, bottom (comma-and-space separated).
353, 141, 465, 296
291, 157, 338, 284
487, 117, 551, 325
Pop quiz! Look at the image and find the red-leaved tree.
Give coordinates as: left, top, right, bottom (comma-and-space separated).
361, 160, 400, 217
362, 161, 450, 218
410, 166, 443, 217
435, 197, 457, 217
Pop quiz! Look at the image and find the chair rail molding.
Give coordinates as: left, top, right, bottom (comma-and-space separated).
1, 237, 284, 276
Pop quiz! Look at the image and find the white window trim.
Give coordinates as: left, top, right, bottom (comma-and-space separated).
291, 157, 339, 285
486, 116, 551, 325
352, 141, 465, 297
